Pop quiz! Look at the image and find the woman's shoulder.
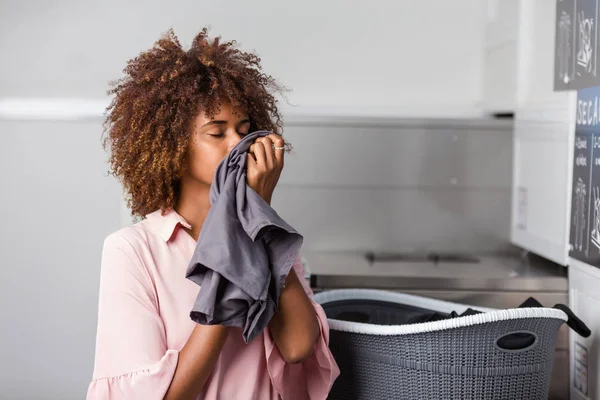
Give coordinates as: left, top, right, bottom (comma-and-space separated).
99, 220, 166, 286
102, 216, 160, 255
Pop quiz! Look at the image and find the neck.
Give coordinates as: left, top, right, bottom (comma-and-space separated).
175, 179, 211, 241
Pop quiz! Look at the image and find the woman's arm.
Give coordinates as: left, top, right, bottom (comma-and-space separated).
164, 325, 229, 400
87, 234, 228, 400
246, 133, 320, 364
267, 267, 320, 364
263, 257, 341, 399
166, 264, 319, 397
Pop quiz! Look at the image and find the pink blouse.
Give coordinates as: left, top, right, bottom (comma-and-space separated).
87, 209, 339, 399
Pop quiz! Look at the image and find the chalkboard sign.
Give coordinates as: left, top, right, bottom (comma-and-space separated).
556, 0, 577, 89
555, 0, 600, 90
570, 85, 600, 267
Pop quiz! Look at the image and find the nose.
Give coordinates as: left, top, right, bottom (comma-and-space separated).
226, 131, 242, 152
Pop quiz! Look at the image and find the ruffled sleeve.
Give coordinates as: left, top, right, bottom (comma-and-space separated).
264, 255, 340, 400
86, 233, 179, 400
87, 350, 178, 399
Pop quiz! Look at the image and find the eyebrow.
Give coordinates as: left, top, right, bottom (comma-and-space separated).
201, 119, 250, 128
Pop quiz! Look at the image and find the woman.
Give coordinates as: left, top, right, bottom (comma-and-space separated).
87, 28, 339, 400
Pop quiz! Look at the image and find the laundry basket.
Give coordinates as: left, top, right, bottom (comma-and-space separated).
314, 289, 576, 400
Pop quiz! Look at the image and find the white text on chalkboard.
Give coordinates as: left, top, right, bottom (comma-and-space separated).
577, 97, 600, 125
576, 136, 588, 149
576, 154, 588, 166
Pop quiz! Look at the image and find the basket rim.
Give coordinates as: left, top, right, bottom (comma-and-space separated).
315, 288, 568, 335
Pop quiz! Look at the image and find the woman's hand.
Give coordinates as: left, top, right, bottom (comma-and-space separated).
246, 133, 285, 205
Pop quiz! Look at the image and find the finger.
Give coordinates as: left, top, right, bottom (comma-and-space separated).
252, 141, 267, 169
248, 144, 257, 161
246, 152, 257, 170
257, 136, 275, 169
268, 134, 285, 166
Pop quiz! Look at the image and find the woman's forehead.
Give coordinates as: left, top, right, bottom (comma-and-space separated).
196, 103, 249, 125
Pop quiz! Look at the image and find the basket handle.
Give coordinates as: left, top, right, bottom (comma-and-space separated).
495, 331, 538, 351
521, 297, 591, 338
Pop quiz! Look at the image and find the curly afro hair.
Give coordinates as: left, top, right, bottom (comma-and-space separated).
103, 28, 286, 218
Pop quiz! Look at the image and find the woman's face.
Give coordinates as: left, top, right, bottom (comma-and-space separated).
185, 102, 251, 186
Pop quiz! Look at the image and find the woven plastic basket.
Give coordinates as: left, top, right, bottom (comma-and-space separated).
315, 289, 568, 400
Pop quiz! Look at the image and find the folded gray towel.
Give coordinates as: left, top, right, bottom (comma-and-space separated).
185, 130, 304, 343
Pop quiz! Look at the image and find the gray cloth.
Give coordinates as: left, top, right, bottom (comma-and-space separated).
185, 130, 303, 343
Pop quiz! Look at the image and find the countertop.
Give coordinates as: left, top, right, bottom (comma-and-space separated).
303, 250, 568, 292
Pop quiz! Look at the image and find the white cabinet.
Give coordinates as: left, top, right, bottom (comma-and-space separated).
510, 0, 576, 265
569, 259, 600, 399
511, 104, 575, 265
509, 2, 600, 393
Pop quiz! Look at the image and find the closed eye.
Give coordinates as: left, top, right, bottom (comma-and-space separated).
208, 132, 246, 138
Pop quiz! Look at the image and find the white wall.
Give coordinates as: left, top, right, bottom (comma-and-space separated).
1, 0, 486, 117
482, 0, 519, 113
0, 120, 123, 400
